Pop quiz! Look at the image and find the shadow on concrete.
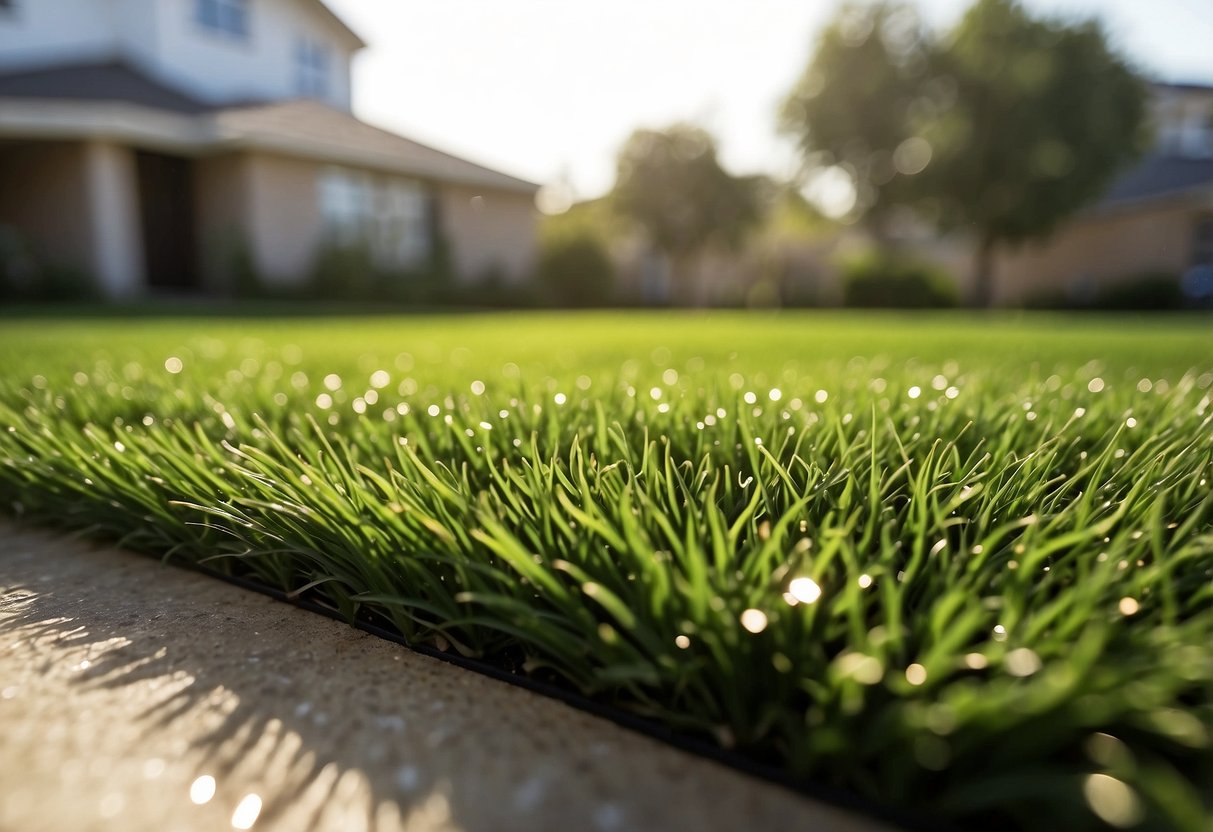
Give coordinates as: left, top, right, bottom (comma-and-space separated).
0, 523, 870, 832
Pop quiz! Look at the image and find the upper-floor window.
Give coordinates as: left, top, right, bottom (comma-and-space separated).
295, 37, 331, 100
196, 0, 249, 39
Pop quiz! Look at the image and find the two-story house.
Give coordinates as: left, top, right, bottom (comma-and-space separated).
0, 0, 538, 299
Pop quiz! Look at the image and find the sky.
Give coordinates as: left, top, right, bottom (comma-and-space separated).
325, 0, 1213, 202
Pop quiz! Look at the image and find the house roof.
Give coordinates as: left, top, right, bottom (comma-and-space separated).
1150, 81, 1213, 95
0, 62, 538, 193
1099, 154, 1213, 209
211, 99, 539, 192
308, 0, 367, 50
0, 61, 210, 114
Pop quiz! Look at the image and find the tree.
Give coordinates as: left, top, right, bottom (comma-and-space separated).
611, 124, 765, 305
779, 2, 941, 234
923, 0, 1149, 305
780, 0, 1149, 307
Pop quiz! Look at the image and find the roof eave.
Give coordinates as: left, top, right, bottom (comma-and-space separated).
225, 130, 540, 193
311, 0, 368, 51
0, 97, 540, 194
1086, 182, 1213, 217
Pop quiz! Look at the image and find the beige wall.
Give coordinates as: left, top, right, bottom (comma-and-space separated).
194, 153, 252, 292
243, 153, 325, 288
0, 141, 94, 281
437, 184, 538, 284
240, 154, 539, 288
2, 140, 539, 297
0, 139, 143, 298
992, 201, 1206, 304
82, 141, 143, 298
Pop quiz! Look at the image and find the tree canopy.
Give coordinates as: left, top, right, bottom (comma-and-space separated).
781, 0, 1149, 305
779, 2, 940, 231
612, 124, 766, 303
925, 0, 1149, 304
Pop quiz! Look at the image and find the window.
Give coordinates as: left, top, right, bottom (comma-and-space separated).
1193, 215, 1213, 268
318, 168, 373, 243
318, 168, 432, 269
196, 0, 248, 38
377, 181, 431, 267
295, 37, 331, 100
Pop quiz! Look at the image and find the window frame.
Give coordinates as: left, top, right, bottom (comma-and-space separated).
317, 167, 432, 270
294, 36, 332, 100
1192, 214, 1213, 268
195, 0, 250, 41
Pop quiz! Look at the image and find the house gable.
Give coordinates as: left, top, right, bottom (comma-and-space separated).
0, 0, 363, 110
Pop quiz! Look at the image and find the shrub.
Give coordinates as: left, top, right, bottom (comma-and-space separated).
840, 251, 959, 308
0, 226, 98, 302
226, 235, 266, 300
307, 241, 379, 301
0, 226, 39, 300
536, 233, 615, 307
1094, 271, 1184, 311
1024, 272, 1189, 311
34, 263, 99, 302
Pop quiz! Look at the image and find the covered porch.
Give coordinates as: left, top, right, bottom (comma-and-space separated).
0, 138, 213, 299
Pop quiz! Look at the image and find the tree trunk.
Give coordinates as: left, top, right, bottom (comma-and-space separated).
669, 251, 700, 307
971, 235, 997, 308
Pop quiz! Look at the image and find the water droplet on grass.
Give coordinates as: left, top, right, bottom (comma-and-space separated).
740, 609, 768, 634
231, 793, 262, 829
1083, 774, 1141, 828
788, 577, 821, 604
189, 775, 216, 805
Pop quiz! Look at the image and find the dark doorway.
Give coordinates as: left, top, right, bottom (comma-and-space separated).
136, 151, 198, 291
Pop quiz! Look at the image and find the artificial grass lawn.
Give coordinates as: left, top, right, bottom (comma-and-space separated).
1, 311, 1210, 830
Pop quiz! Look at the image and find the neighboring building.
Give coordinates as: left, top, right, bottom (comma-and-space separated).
0, 0, 538, 299
594, 83, 1213, 309
987, 82, 1213, 306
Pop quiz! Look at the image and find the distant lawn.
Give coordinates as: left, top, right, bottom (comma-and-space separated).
1, 311, 1210, 830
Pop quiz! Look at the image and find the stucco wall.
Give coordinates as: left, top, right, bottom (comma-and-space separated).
436, 185, 538, 284
193, 152, 252, 292
243, 152, 324, 286
992, 201, 1204, 304
240, 153, 539, 289
0, 140, 94, 275
82, 140, 144, 297
0, 140, 142, 298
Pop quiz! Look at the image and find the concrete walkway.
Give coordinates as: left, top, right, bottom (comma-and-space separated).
0, 523, 890, 832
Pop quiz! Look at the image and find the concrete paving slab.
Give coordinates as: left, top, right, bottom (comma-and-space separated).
0, 523, 892, 832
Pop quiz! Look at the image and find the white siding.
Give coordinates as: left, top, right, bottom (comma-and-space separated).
114, 0, 163, 71
141, 0, 355, 109
0, 0, 120, 70
0, 0, 356, 111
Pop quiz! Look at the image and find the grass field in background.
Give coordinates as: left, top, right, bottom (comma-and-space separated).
1, 312, 1210, 830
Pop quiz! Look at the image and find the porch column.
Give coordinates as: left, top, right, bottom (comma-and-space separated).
82, 141, 144, 299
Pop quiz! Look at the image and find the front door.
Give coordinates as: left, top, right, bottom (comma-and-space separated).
136, 151, 198, 292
